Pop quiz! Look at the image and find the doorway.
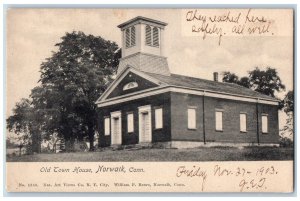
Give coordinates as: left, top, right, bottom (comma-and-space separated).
138, 105, 152, 143
111, 111, 122, 145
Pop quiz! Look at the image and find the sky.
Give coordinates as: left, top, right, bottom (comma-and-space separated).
6, 8, 294, 129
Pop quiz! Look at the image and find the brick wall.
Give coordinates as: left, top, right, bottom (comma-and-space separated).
97, 93, 171, 147
170, 92, 204, 142
258, 103, 279, 143
170, 92, 279, 144
98, 91, 279, 147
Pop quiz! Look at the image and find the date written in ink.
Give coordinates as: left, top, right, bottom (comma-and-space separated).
213, 165, 278, 192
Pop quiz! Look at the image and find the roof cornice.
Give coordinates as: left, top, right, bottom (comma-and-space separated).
117, 16, 168, 29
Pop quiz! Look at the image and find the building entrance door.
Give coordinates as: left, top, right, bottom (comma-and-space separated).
138, 105, 152, 143
111, 111, 122, 145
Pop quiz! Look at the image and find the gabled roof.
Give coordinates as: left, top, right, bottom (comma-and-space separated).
96, 66, 279, 107
144, 72, 279, 102
95, 66, 166, 103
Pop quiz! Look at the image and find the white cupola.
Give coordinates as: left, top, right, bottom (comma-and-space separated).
117, 16, 170, 76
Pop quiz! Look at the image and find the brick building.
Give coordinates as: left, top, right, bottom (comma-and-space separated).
96, 16, 280, 148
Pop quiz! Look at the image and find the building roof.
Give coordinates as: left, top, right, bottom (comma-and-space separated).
144, 71, 279, 101
117, 16, 168, 28
118, 52, 170, 76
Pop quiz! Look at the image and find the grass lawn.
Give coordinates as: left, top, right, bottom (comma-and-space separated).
6, 146, 293, 162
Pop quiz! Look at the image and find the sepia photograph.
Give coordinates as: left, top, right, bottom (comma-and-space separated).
5, 7, 294, 192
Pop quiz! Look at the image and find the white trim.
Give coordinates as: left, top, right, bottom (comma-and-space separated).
138, 105, 152, 143
110, 111, 122, 145
258, 99, 277, 105
169, 86, 278, 105
96, 66, 165, 103
97, 86, 279, 107
170, 87, 204, 96
119, 52, 168, 61
98, 87, 169, 107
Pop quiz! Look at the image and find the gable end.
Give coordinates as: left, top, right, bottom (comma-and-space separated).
96, 67, 166, 103
107, 71, 160, 99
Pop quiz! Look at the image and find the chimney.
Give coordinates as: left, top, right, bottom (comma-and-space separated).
213, 72, 219, 82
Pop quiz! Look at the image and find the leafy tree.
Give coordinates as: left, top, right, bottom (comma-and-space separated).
6, 98, 41, 154
222, 71, 239, 84
7, 99, 32, 135
282, 90, 294, 113
248, 67, 285, 97
280, 90, 294, 139
238, 76, 250, 88
35, 31, 120, 151
222, 67, 285, 97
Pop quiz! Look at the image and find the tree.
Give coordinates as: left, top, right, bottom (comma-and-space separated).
238, 76, 250, 88
7, 99, 32, 135
282, 90, 294, 113
280, 90, 294, 139
222, 71, 239, 84
6, 98, 41, 154
248, 67, 285, 97
222, 67, 285, 97
35, 31, 120, 151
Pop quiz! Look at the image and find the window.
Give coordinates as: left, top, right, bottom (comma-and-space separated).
240, 113, 247, 132
123, 82, 138, 91
131, 26, 136, 46
145, 25, 152, 46
155, 108, 163, 129
215, 111, 223, 131
127, 113, 134, 133
262, 115, 268, 133
188, 108, 196, 129
153, 27, 159, 47
125, 26, 136, 48
145, 25, 160, 47
125, 28, 130, 48
104, 117, 110, 136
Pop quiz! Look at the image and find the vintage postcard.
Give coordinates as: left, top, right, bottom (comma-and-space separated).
5, 8, 294, 193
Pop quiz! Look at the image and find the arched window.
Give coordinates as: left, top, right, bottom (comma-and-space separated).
145, 25, 160, 47
145, 25, 152, 46
125, 28, 130, 48
131, 26, 136, 46
153, 27, 159, 47
123, 82, 138, 91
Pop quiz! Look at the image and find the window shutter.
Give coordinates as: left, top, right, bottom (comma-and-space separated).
125, 28, 130, 48
104, 118, 110, 135
215, 111, 223, 131
153, 27, 159, 47
155, 108, 163, 129
127, 113, 134, 133
188, 108, 196, 129
145, 25, 152, 46
131, 26, 136, 46
240, 113, 247, 132
262, 115, 268, 133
